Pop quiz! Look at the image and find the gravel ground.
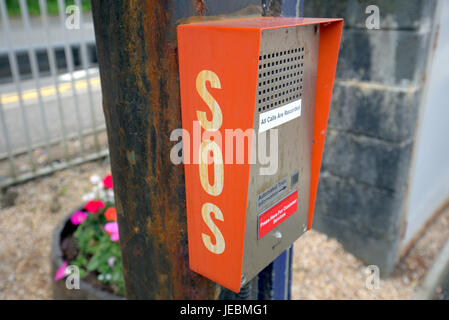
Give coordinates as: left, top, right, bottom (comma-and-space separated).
0, 160, 448, 300
291, 205, 449, 299
292, 231, 409, 300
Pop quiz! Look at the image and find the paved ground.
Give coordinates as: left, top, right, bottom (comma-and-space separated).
1, 160, 448, 300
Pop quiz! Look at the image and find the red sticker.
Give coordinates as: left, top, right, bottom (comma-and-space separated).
258, 191, 298, 239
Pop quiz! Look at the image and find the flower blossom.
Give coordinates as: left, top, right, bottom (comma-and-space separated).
70, 211, 88, 225
84, 200, 105, 213
103, 174, 113, 189
90, 174, 101, 185
104, 222, 120, 242
104, 207, 117, 221
54, 261, 68, 282
108, 257, 116, 267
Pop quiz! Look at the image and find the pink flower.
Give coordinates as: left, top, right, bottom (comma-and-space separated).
104, 222, 120, 242
103, 174, 113, 189
70, 211, 88, 225
84, 200, 105, 213
110, 233, 120, 242
104, 221, 118, 234
108, 257, 116, 267
54, 261, 68, 282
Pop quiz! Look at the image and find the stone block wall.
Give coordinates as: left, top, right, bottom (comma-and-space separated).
304, 0, 438, 274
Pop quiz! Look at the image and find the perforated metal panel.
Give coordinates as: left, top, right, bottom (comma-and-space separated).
257, 47, 305, 113
241, 25, 321, 287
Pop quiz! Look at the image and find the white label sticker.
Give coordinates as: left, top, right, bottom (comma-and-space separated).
258, 99, 302, 133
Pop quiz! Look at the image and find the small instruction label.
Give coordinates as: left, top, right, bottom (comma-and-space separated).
258, 99, 302, 133
258, 190, 298, 239
257, 177, 288, 210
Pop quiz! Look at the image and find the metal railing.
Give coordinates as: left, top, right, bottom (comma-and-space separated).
0, 0, 107, 189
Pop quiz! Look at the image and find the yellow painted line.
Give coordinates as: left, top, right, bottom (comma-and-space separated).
0, 77, 101, 105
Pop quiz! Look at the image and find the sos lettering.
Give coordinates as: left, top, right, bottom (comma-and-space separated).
196, 70, 225, 255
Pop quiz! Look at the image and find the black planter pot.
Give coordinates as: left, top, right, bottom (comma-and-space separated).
51, 210, 124, 300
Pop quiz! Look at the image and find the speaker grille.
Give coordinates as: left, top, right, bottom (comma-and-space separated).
256, 47, 305, 113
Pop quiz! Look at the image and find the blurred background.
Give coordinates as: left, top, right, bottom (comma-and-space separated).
0, 0, 448, 300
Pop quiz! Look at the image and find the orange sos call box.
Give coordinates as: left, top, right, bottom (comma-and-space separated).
177, 17, 343, 293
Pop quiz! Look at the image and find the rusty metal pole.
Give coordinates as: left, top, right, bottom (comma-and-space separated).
91, 0, 298, 299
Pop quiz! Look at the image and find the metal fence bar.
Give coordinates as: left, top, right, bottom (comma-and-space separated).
0, 0, 109, 190
39, 0, 70, 162
0, 124, 107, 161
18, 0, 53, 167
0, 0, 36, 173
75, 0, 100, 153
0, 148, 109, 190
57, 0, 86, 157
0, 95, 17, 177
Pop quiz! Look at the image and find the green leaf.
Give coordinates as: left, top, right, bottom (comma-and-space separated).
86, 255, 100, 271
